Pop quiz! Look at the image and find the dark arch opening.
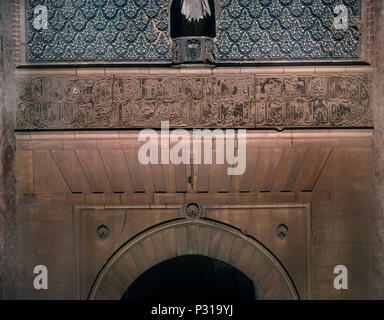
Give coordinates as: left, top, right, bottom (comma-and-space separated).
170, 0, 216, 38
121, 255, 255, 301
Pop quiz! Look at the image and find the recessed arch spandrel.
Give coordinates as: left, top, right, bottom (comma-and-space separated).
89, 219, 299, 300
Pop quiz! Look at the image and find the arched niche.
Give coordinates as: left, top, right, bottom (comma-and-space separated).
170, 0, 216, 38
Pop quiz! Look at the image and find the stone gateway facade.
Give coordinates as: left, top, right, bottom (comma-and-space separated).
1, 0, 384, 301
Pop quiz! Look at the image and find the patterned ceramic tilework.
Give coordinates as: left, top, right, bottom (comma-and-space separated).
26, 0, 172, 62
25, 0, 361, 62
215, 0, 361, 61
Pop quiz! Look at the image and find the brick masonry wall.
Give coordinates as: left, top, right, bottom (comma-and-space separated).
373, 0, 384, 299
0, 0, 16, 299
363, 0, 375, 63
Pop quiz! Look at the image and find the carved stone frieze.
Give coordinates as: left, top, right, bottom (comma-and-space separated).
16, 74, 372, 130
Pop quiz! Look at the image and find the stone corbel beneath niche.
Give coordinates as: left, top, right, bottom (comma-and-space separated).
172, 37, 215, 66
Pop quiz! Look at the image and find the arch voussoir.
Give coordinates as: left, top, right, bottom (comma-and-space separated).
98, 268, 127, 300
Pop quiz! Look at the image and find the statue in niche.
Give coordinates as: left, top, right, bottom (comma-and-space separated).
170, 0, 216, 38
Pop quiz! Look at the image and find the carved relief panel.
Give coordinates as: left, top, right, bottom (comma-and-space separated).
16, 74, 372, 130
